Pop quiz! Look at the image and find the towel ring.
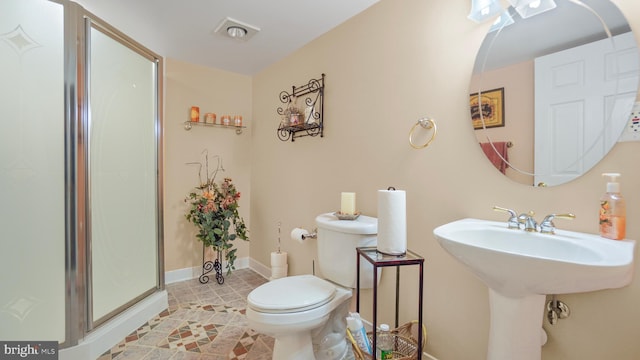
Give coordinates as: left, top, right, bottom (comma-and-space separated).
409, 117, 437, 149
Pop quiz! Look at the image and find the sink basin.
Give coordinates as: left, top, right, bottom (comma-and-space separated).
433, 218, 635, 360
433, 218, 635, 297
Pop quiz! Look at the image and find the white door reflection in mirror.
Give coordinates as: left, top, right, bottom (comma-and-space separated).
534, 32, 639, 186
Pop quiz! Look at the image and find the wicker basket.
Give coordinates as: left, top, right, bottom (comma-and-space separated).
349, 321, 427, 360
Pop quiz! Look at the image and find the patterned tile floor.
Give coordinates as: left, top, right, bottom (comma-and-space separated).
97, 269, 274, 360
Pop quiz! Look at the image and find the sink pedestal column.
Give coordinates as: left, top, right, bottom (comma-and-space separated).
487, 289, 546, 360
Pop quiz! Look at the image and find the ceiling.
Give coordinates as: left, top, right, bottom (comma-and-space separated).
70, 0, 632, 76
73, 0, 380, 75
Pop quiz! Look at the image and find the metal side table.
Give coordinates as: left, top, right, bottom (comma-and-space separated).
356, 247, 424, 358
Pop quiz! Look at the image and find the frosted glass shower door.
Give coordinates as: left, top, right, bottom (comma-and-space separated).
88, 25, 159, 323
0, 0, 65, 342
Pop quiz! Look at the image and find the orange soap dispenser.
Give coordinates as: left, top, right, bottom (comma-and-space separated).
599, 173, 626, 240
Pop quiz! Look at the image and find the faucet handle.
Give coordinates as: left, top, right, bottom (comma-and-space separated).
540, 213, 576, 234
493, 206, 519, 229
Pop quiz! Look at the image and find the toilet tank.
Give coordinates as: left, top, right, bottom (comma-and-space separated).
315, 213, 380, 289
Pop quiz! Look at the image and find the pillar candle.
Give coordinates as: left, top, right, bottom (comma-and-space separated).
190, 106, 200, 122
341, 192, 356, 215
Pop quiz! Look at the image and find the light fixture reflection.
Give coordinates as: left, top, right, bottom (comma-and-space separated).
468, 0, 503, 23
489, 10, 515, 32
508, 0, 556, 19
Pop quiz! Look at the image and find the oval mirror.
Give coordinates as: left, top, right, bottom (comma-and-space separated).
470, 0, 639, 187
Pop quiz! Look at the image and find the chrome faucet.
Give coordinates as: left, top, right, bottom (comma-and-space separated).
539, 213, 576, 234
518, 211, 538, 232
494, 206, 576, 234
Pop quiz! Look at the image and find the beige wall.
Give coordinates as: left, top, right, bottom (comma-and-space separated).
249, 1, 640, 360
471, 60, 535, 185
163, 58, 252, 272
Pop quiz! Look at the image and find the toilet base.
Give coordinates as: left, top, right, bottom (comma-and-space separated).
270, 300, 353, 360
312, 300, 353, 360
273, 333, 315, 360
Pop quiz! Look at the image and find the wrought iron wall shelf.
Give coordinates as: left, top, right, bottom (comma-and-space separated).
184, 121, 245, 135
277, 74, 324, 142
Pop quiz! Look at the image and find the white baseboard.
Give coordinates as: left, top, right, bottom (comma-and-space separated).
249, 257, 270, 279
165, 256, 257, 284
164, 265, 201, 284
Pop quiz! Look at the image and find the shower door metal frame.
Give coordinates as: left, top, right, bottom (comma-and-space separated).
61, 0, 84, 348
60, 0, 165, 346
81, 12, 165, 332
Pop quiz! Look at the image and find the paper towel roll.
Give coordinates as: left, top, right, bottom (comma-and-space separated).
271, 251, 288, 266
377, 188, 407, 255
291, 228, 310, 243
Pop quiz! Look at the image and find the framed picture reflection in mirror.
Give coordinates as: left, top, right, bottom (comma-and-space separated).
470, 87, 504, 129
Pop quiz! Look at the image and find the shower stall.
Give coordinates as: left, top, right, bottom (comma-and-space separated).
0, 0, 165, 358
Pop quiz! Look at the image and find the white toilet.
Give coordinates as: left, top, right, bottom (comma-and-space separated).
246, 213, 378, 360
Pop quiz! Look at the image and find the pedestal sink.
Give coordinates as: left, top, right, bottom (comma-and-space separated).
433, 218, 635, 360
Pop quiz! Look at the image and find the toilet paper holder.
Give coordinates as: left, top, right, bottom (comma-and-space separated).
302, 230, 317, 240
291, 227, 317, 242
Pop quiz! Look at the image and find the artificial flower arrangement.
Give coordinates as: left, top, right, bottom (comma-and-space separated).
185, 155, 248, 274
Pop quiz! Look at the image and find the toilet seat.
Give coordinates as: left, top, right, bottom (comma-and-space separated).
247, 275, 336, 313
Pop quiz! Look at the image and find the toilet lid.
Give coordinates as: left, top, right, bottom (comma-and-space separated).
248, 275, 336, 313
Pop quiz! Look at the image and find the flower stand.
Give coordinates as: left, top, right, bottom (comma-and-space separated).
199, 245, 224, 284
